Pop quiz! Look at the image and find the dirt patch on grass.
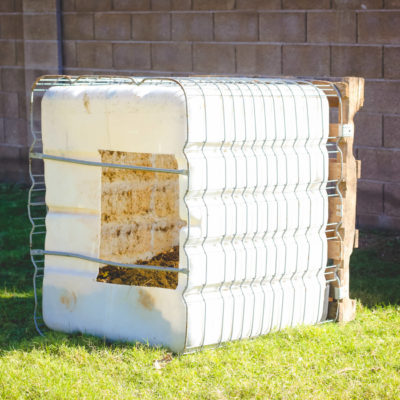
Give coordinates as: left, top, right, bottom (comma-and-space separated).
97, 246, 179, 289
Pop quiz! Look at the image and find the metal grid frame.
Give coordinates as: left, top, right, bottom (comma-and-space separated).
28, 75, 344, 350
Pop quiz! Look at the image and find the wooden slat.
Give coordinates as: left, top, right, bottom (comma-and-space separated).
313, 80, 340, 107
354, 229, 359, 249
340, 298, 357, 322
329, 160, 344, 181
356, 159, 362, 179
328, 196, 342, 223
328, 240, 343, 260
328, 123, 340, 141
328, 298, 356, 322
338, 78, 365, 124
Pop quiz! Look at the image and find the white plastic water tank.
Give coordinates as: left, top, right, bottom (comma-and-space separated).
41, 78, 329, 352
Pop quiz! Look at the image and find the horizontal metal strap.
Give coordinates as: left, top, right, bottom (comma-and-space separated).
30, 153, 188, 175
31, 249, 187, 274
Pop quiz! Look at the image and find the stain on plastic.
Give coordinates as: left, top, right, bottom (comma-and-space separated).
60, 290, 77, 312
83, 93, 90, 113
138, 288, 155, 310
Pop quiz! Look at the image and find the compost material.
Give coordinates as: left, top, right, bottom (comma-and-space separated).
97, 246, 179, 289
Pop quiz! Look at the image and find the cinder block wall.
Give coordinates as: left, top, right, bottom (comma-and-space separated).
0, 0, 399, 230
0, 0, 61, 182
0, 1, 26, 181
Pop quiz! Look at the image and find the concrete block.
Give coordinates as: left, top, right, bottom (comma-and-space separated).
24, 41, 59, 68
113, 0, 150, 10
364, 80, 400, 114
113, 43, 151, 69
0, 0, 15, 11
357, 180, 383, 215
383, 115, 400, 148
236, 44, 281, 75
236, 0, 281, 9
193, 43, 235, 73
358, 213, 400, 230
17, 91, 26, 119
358, 148, 400, 182
307, 11, 356, 43
283, 0, 330, 8
62, 0, 75, 11
384, 184, 400, 217
282, 44, 330, 75
22, 0, 56, 11
171, 0, 191, 10
0, 42, 16, 66
23, 14, 57, 40
384, 46, 400, 78
151, 0, 171, 10
385, 0, 400, 7
152, 43, 191, 72
77, 42, 113, 69
214, 12, 258, 41
15, 41, 24, 66
95, 13, 131, 40
192, 0, 234, 10
332, 0, 383, 8
354, 111, 382, 147
132, 13, 170, 41
1, 68, 25, 91
0, 143, 20, 160
4, 118, 27, 146
260, 12, 306, 42
0, 118, 3, 141
75, 0, 112, 11
172, 13, 213, 41
358, 11, 400, 44
63, 40, 77, 67
331, 45, 382, 78
0, 14, 23, 39
63, 13, 94, 40
0, 91, 19, 118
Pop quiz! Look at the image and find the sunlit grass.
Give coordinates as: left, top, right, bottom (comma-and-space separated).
1, 184, 399, 399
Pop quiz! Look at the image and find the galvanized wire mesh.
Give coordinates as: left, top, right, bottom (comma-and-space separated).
28, 75, 344, 351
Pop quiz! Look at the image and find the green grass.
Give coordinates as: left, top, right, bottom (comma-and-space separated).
1, 183, 399, 399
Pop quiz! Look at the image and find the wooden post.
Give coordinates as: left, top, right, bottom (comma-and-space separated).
324, 77, 364, 322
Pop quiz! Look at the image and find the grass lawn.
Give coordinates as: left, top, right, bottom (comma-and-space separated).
1, 183, 399, 399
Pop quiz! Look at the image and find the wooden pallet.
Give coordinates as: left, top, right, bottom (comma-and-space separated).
315, 77, 364, 322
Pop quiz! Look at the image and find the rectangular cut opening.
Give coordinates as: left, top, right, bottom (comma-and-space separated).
96, 150, 185, 289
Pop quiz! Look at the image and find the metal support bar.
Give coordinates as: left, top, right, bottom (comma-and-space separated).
31, 249, 188, 274
30, 153, 188, 175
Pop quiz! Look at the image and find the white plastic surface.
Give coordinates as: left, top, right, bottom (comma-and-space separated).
42, 79, 329, 352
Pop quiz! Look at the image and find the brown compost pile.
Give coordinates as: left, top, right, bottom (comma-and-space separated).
97, 246, 179, 289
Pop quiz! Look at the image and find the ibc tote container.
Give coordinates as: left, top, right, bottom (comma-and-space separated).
28, 76, 362, 353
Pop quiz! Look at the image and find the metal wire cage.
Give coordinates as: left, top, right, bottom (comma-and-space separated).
28, 75, 344, 353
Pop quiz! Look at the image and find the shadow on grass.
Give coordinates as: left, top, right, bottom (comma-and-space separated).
0, 293, 46, 352
1, 184, 399, 352
0, 293, 157, 355
350, 230, 400, 307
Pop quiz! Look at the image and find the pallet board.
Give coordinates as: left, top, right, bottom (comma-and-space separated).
317, 77, 364, 322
